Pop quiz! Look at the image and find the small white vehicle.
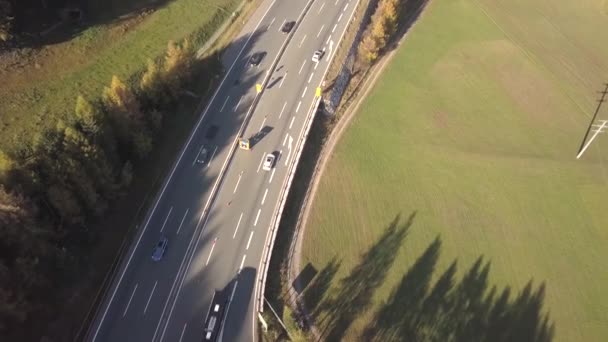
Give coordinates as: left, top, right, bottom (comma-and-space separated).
312, 49, 325, 62
262, 153, 275, 171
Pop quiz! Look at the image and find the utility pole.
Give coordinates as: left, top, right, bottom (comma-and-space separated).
576, 83, 608, 159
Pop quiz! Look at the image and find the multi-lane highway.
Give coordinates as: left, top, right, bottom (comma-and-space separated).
87, 0, 358, 341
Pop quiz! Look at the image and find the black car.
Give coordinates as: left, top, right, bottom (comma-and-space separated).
281, 21, 295, 33
249, 52, 266, 66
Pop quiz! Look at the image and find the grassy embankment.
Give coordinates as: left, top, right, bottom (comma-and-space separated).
300, 0, 608, 341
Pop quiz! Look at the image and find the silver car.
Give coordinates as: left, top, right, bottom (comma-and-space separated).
197, 147, 209, 164
152, 236, 168, 261
312, 49, 325, 63
262, 153, 275, 171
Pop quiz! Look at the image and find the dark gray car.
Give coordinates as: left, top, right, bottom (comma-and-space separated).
152, 236, 168, 261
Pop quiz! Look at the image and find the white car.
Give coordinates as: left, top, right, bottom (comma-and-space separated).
312, 49, 325, 62
262, 153, 275, 171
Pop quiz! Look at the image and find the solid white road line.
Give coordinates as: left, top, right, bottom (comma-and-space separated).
176, 209, 189, 235
254, 209, 261, 226
246, 231, 254, 250
279, 72, 287, 88
296, 101, 302, 113
205, 238, 217, 266
259, 117, 267, 130
234, 95, 244, 112
178, 324, 187, 342
284, 147, 292, 166
207, 146, 218, 168
239, 254, 247, 273
299, 34, 307, 48
279, 101, 287, 118
269, 168, 276, 184
283, 133, 289, 146
308, 73, 314, 83
233, 213, 243, 239
122, 284, 138, 317
268, 17, 276, 30
318, 2, 325, 14
233, 172, 243, 193
261, 188, 269, 205
338, 13, 343, 22
289, 116, 296, 129
332, 23, 337, 33
301, 86, 308, 98
299, 60, 306, 74
159, 207, 173, 232
220, 96, 230, 112
278, 18, 286, 32
193, 144, 205, 165
143, 281, 157, 315
317, 24, 325, 37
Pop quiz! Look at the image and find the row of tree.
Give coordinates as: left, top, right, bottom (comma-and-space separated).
357, 0, 401, 65
0, 38, 195, 337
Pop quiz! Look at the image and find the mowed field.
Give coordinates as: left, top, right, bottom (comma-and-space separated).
0, 0, 238, 149
300, 0, 608, 341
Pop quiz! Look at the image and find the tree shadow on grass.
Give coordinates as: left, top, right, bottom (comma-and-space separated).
314, 212, 416, 341
364, 238, 555, 342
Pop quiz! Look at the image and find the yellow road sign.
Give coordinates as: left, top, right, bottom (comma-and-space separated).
315, 87, 322, 97
256, 84, 262, 93
238, 138, 250, 150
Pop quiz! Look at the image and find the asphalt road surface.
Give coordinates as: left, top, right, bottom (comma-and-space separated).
87, 0, 358, 341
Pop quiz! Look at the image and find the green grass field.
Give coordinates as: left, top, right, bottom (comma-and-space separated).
0, 0, 238, 150
300, 0, 608, 341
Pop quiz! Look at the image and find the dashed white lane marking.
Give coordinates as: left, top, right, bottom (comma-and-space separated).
233, 213, 243, 239
326, 36, 331, 45
178, 324, 187, 342
318, 2, 325, 14
254, 208, 261, 226
279, 101, 287, 118
279, 72, 287, 88
159, 207, 173, 232
220, 96, 230, 112
176, 209, 189, 235
233, 172, 243, 193
338, 13, 343, 22
299, 34, 307, 48
230, 281, 239, 301
296, 101, 302, 113
332, 23, 337, 33
335, 0, 339, 5
239, 254, 247, 273
122, 284, 138, 317
259, 117, 267, 130
268, 17, 276, 30
192, 144, 205, 165
344, 3, 349, 12
261, 188, 269, 205
314, 62, 319, 70
317, 24, 325, 38
257, 153, 265, 173
278, 18, 286, 32
269, 168, 276, 184
301, 86, 308, 98
143, 281, 157, 315
284, 147, 292, 166
205, 238, 217, 266
207, 146, 217, 169
289, 116, 296, 129
246, 231, 254, 250
234, 95, 244, 112
283, 133, 289, 146
308, 73, 314, 83
298, 60, 306, 74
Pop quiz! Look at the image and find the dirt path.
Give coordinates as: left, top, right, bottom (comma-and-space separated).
285, 2, 430, 340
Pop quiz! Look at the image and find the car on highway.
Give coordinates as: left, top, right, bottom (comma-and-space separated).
262, 153, 275, 171
249, 52, 266, 66
151, 236, 168, 261
281, 21, 295, 33
197, 146, 209, 164
204, 291, 228, 341
312, 49, 325, 62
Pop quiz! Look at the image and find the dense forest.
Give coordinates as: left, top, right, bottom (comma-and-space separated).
0, 24, 201, 336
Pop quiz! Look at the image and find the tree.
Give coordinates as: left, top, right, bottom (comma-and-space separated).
0, 149, 15, 181
163, 39, 193, 95
75, 95, 103, 137
47, 183, 83, 225
140, 58, 163, 97
103, 75, 143, 123
0, 0, 12, 42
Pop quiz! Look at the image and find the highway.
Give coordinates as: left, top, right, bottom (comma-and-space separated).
87, 0, 358, 341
